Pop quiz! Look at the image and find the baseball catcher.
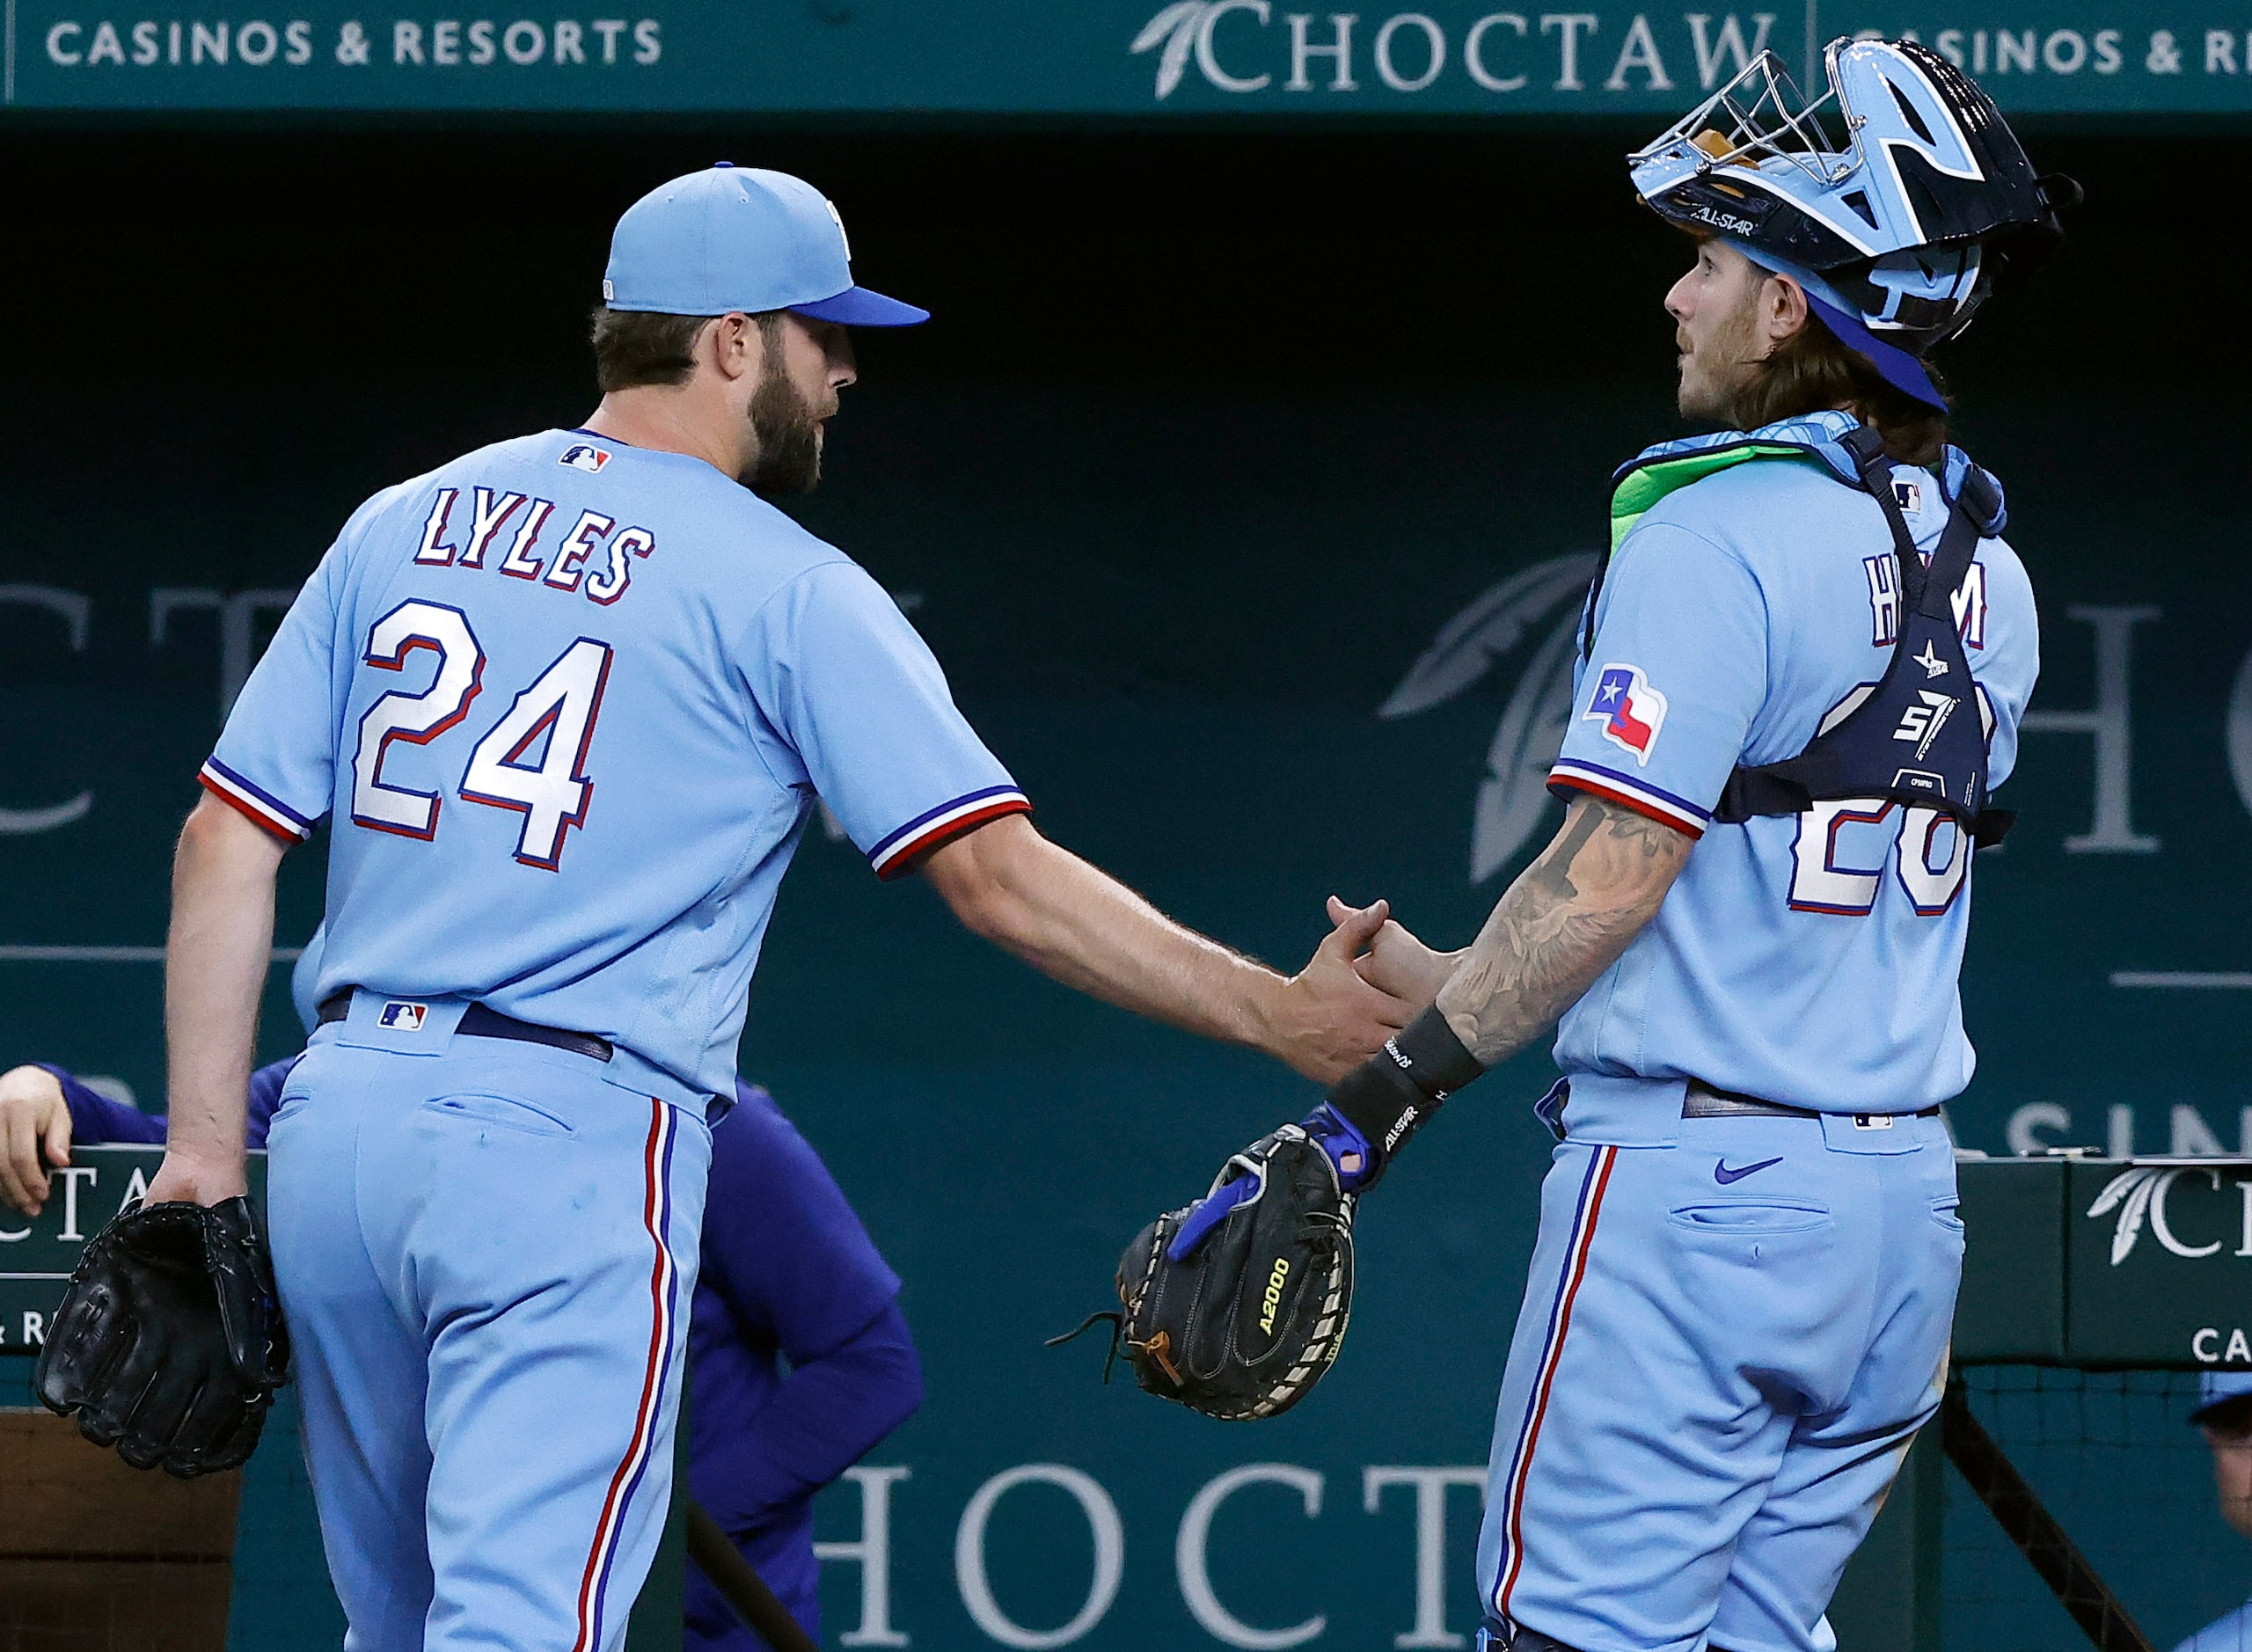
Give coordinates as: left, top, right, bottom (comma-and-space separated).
1082, 37, 2074, 1652
35, 1195, 289, 1478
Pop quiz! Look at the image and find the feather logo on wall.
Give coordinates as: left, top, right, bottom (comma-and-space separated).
2085, 1164, 2233, 1266
1130, 2, 1207, 98
1379, 554, 1599, 884
2087, 1166, 2164, 1266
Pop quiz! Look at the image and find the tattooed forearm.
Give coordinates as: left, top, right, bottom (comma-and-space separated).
1433, 794, 1692, 1066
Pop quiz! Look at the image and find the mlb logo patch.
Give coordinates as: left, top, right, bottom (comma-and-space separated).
378, 1001, 428, 1033
559, 442, 611, 474
1892, 479, 1923, 515
1583, 663, 1668, 767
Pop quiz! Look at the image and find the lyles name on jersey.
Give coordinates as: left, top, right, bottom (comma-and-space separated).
408, 445, 654, 607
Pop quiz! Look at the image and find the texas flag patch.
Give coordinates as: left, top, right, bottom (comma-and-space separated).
1583, 663, 1668, 766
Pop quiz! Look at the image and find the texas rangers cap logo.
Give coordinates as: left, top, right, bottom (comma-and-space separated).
1584, 663, 1668, 766
559, 442, 612, 473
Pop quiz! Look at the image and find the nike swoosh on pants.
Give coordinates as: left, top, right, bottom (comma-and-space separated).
1714, 1156, 1783, 1185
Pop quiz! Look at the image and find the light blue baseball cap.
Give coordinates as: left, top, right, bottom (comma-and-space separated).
2192, 1370, 2252, 1424
602, 164, 928, 327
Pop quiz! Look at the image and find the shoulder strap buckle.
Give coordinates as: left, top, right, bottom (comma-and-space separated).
1839, 423, 1891, 475
1954, 462, 2004, 537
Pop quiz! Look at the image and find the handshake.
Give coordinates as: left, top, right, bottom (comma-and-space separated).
1240, 891, 1487, 1193
1053, 896, 1490, 1422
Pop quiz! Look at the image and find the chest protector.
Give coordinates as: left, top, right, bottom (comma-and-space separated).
1596, 420, 2014, 846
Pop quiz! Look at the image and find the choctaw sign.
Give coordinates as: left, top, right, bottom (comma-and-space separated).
9, 0, 2252, 113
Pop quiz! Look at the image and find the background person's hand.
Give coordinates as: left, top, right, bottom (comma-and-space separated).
0, 1064, 74, 1218
1267, 898, 1415, 1084
1327, 895, 1462, 1012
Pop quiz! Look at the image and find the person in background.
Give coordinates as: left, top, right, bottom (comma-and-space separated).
0, 1056, 912, 1652
2175, 1372, 2252, 1652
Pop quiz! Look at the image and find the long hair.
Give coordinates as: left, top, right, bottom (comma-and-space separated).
1729, 304, 1952, 467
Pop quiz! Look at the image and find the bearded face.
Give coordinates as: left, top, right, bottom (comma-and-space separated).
743, 337, 825, 500
1676, 278, 1769, 425
1665, 238, 1780, 428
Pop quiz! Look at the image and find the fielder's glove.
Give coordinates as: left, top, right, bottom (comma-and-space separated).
35, 1195, 290, 1478
1053, 1006, 1485, 1420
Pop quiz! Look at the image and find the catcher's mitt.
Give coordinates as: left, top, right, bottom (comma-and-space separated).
1054, 1125, 1354, 1422
35, 1195, 290, 1478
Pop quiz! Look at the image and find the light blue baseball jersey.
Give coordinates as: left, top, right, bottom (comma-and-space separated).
202, 428, 1027, 1100
1546, 411, 2038, 1115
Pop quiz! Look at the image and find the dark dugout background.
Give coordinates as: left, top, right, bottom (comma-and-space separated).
4, 123, 2250, 1648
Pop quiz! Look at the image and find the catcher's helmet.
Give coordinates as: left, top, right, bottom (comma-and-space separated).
1629, 39, 2077, 406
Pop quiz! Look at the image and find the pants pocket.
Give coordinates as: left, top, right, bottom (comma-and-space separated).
1668, 1201, 1832, 1234
421, 1092, 576, 1138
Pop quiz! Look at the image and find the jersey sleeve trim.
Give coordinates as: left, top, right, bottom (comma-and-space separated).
1547, 759, 1708, 839
868, 786, 1032, 881
198, 758, 317, 844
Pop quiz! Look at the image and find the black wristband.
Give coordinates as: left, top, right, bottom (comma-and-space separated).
1324, 1005, 1486, 1159
1390, 1004, 1487, 1096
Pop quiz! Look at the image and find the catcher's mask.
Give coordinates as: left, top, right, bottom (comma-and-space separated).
1629, 39, 2079, 407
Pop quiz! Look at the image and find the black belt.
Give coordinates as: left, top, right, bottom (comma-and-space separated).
318, 991, 612, 1063
1682, 1079, 1938, 1123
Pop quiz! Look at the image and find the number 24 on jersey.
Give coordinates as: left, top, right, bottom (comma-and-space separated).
350, 599, 611, 871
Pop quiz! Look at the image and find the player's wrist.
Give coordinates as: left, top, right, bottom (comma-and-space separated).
145, 1147, 250, 1209
1322, 1006, 1486, 1179
1423, 947, 1473, 1004
1360, 934, 1466, 1010
1237, 963, 1301, 1063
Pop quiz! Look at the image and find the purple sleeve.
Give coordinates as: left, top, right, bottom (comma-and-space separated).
245, 1057, 301, 1153
33, 1064, 166, 1146
34, 1054, 301, 1151
702, 1084, 902, 1361
691, 1299, 921, 1535
689, 1082, 919, 1533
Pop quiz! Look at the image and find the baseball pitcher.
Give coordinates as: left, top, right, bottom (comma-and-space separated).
41, 164, 1413, 1651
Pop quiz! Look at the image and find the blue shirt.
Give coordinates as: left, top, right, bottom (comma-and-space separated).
44, 1060, 918, 1647
684, 1086, 921, 1651
201, 429, 1027, 1100
1546, 413, 2039, 1116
